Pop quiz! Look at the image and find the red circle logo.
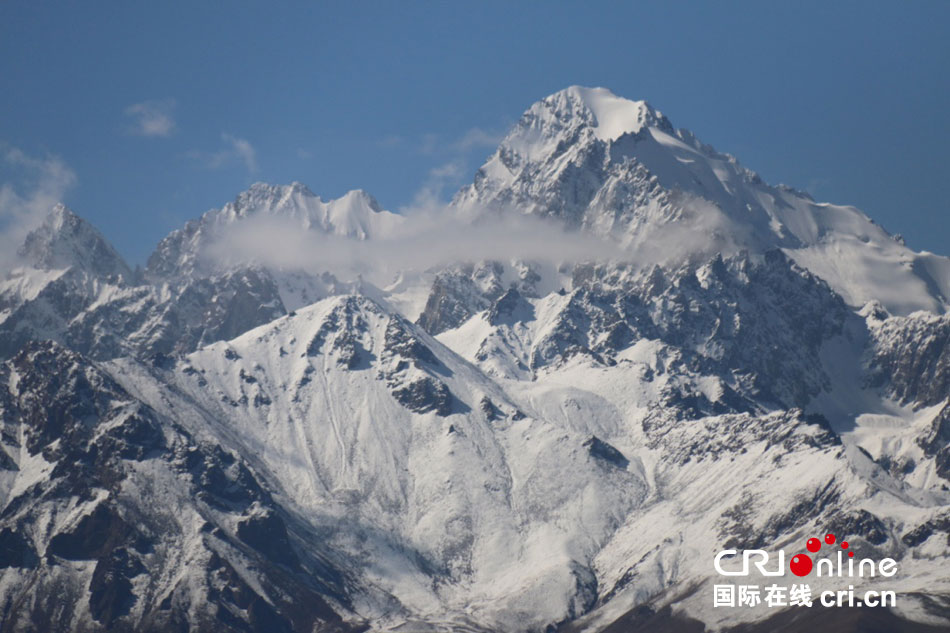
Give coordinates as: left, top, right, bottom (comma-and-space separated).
790, 554, 813, 577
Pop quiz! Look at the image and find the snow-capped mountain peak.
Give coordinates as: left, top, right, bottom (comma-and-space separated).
17, 203, 132, 281
216, 182, 387, 232
230, 180, 318, 215
453, 86, 950, 315
474, 85, 670, 171
145, 183, 402, 279
556, 85, 670, 141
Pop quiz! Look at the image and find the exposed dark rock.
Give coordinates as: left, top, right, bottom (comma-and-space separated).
391, 377, 454, 416
1, 255, 289, 363
89, 547, 145, 626
488, 288, 534, 326
383, 317, 441, 369
306, 296, 376, 369
377, 316, 463, 416
648, 409, 839, 469
584, 436, 629, 468
0, 528, 39, 568
936, 447, 950, 481
103, 407, 167, 460
237, 512, 299, 568
825, 509, 889, 545
176, 444, 269, 511
479, 396, 502, 421
560, 603, 706, 633
48, 503, 132, 561
416, 261, 546, 335
0, 447, 16, 471
902, 513, 950, 547
417, 267, 494, 335
869, 312, 950, 408
919, 402, 950, 456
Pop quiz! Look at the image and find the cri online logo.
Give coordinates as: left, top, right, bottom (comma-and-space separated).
714, 532, 898, 578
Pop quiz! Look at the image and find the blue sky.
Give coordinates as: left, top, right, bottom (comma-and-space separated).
1, 1, 948, 264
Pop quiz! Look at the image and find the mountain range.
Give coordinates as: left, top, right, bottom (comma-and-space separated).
1, 86, 949, 632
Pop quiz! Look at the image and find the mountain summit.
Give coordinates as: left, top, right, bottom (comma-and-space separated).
18, 203, 132, 280
454, 86, 950, 315
555, 86, 672, 141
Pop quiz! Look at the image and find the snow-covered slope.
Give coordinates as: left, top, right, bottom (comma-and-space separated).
116, 294, 651, 631
431, 256, 950, 630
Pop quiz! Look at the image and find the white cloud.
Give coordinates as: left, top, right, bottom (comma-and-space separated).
401, 159, 466, 214
453, 127, 503, 151
397, 128, 503, 213
429, 162, 464, 180
190, 134, 258, 174
205, 202, 624, 284
0, 145, 77, 268
124, 99, 176, 137
377, 134, 403, 148
413, 128, 503, 156
222, 134, 258, 173
200, 192, 751, 290
620, 192, 755, 266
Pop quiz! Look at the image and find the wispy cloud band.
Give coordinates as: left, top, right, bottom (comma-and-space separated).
124, 99, 176, 137
189, 134, 258, 174
0, 145, 77, 268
